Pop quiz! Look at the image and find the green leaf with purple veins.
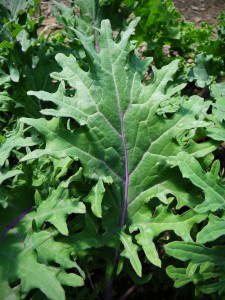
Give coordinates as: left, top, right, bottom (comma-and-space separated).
20, 19, 216, 274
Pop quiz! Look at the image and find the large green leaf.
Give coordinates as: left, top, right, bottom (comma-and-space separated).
1, 1, 225, 298
0, 169, 22, 185
36, 235, 85, 279
166, 265, 225, 290
0, 122, 41, 167
0, 174, 87, 299
168, 152, 225, 213
210, 81, 225, 122
0, 227, 66, 300
53, 0, 132, 45
166, 242, 225, 294
32, 182, 86, 235
20, 19, 217, 274
83, 178, 106, 218
0, 0, 38, 21
197, 214, 225, 243
120, 231, 142, 277
130, 206, 207, 267
204, 81, 225, 143
166, 242, 225, 264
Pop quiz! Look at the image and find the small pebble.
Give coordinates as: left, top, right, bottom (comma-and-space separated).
191, 5, 200, 11
194, 17, 202, 23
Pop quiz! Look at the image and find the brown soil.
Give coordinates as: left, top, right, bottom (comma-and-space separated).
173, 0, 225, 26
38, 0, 70, 36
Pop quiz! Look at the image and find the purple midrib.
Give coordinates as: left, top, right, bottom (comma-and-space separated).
110, 64, 129, 228
119, 118, 129, 227
93, 19, 99, 53
93, 25, 128, 227
104, 62, 129, 299
0, 208, 33, 241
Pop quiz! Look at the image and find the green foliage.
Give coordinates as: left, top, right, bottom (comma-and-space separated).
166, 242, 225, 295
133, 0, 181, 43
187, 53, 224, 88
126, 0, 214, 68
1, 0, 225, 299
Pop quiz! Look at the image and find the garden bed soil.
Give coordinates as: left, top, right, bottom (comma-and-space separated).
173, 0, 225, 26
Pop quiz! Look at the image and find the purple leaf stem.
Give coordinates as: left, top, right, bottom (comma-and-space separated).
104, 250, 119, 299
105, 56, 130, 300
119, 119, 129, 228
93, 20, 99, 53
114, 80, 129, 228
0, 208, 33, 241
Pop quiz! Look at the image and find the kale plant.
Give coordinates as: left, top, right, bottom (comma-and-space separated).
0, 1, 225, 299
